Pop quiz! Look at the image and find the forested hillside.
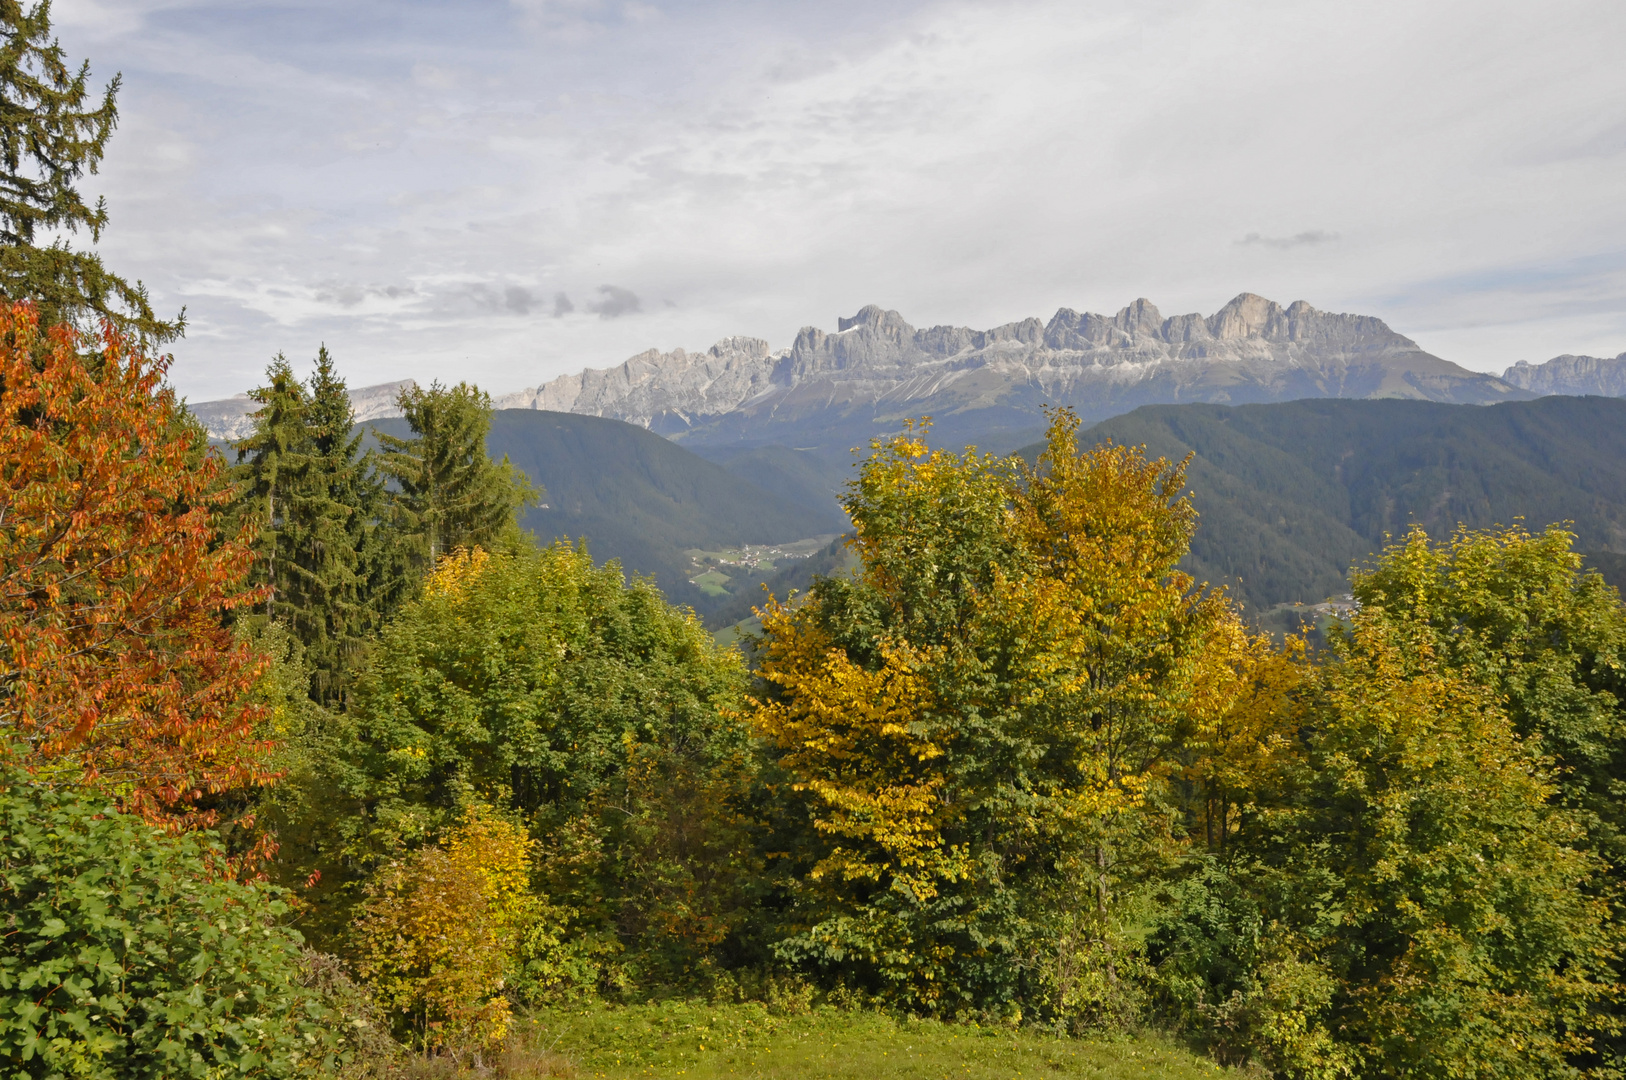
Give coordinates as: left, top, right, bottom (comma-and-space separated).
1048, 395, 1626, 612
702, 396, 1626, 629
367, 410, 848, 616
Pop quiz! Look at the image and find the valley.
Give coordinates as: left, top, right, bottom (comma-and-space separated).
376, 395, 1626, 633
685, 535, 839, 597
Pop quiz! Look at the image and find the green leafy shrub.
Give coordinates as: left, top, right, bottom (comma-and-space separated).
1247, 616, 1612, 1078
0, 763, 334, 1079
298, 542, 754, 994
1147, 863, 1346, 1077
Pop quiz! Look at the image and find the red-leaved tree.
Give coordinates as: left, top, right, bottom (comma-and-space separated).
0, 302, 272, 826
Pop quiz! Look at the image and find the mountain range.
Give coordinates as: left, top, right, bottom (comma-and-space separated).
1502, 352, 1626, 397
190, 296, 1626, 451
491, 293, 1543, 453
184, 298, 1626, 628
193, 379, 415, 441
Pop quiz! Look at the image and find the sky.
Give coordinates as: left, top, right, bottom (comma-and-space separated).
52, 0, 1626, 401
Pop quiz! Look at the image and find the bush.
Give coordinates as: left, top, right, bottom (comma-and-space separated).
0, 761, 333, 1079
1147, 863, 1346, 1077
295, 950, 402, 1079
326, 542, 754, 992
355, 808, 536, 1059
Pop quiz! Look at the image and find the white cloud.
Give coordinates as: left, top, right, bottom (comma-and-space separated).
51, 0, 1626, 398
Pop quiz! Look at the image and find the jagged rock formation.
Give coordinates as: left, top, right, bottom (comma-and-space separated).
190, 380, 415, 441
496, 337, 781, 429
1502, 352, 1626, 397
496, 293, 1531, 451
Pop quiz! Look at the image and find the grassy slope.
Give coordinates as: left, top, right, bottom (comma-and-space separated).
520, 1003, 1224, 1080
1016, 396, 1626, 613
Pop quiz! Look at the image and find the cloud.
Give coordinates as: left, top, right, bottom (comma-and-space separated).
504, 285, 534, 314
585, 285, 641, 319
65, 0, 1626, 398
313, 281, 416, 308
508, 0, 613, 38
1238, 231, 1341, 250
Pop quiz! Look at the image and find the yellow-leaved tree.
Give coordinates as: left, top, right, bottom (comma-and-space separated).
750, 409, 1268, 1022
355, 807, 535, 1060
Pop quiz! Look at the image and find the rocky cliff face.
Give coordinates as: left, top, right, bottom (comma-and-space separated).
495, 337, 781, 429
495, 294, 1531, 450
1502, 353, 1626, 397
191, 380, 414, 441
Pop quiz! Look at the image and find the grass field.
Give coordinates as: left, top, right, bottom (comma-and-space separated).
511, 1002, 1229, 1080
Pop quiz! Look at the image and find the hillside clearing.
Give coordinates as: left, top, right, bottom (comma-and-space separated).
516, 1003, 1228, 1080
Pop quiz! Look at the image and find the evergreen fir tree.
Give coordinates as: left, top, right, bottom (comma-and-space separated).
0, 1, 180, 341
233, 349, 404, 704
377, 381, 537, 567
233, 355, 308, 622
289, 348, 368, 701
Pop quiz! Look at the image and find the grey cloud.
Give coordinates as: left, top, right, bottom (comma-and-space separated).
314, 281, 366, 307
454, 283, 541, 316
586, 284, 641, 319
314, 281, 417, 307
504, 285, 534, 314
1238, 230, 1340, 250
552, 291, 574, 317
455, 283, 500, 312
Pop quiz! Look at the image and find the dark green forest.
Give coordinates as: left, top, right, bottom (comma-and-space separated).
394, 411, 847, 617
1072, 395, 1626, 611
629, 395, 1626, 628
353, 396, 1626, 631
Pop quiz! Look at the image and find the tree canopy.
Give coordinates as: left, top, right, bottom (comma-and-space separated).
232, 347, 403, 704
0, 1, 179, 342
0, 303, 268, 825
377, 382, 537, 568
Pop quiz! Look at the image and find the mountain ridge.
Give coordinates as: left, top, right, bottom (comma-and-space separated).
491, 293, 1532, 452
1503, 352, 1626, 397
188, 297, 1626, 448
192, 379, 415, 441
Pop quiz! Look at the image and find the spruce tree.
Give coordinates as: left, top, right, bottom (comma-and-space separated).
288, 348, 369, 701
377, 381, 537, 567
233, 355, 308, 623
234, 349, 403, 703
0, 1, 180, 341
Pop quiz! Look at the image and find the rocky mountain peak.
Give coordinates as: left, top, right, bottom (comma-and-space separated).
836, 305, 899, 333
1209, 292, 1279, 340
1502, 351, 1626, 397
1115, 298, 1165, 337
188, 295, 1536, 446
477, 293, 1519, 447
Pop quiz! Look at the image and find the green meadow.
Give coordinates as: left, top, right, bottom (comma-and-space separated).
510, 1004, 1225, 1080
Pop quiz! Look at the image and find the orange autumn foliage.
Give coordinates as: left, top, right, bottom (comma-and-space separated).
0, 302, 273, 824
